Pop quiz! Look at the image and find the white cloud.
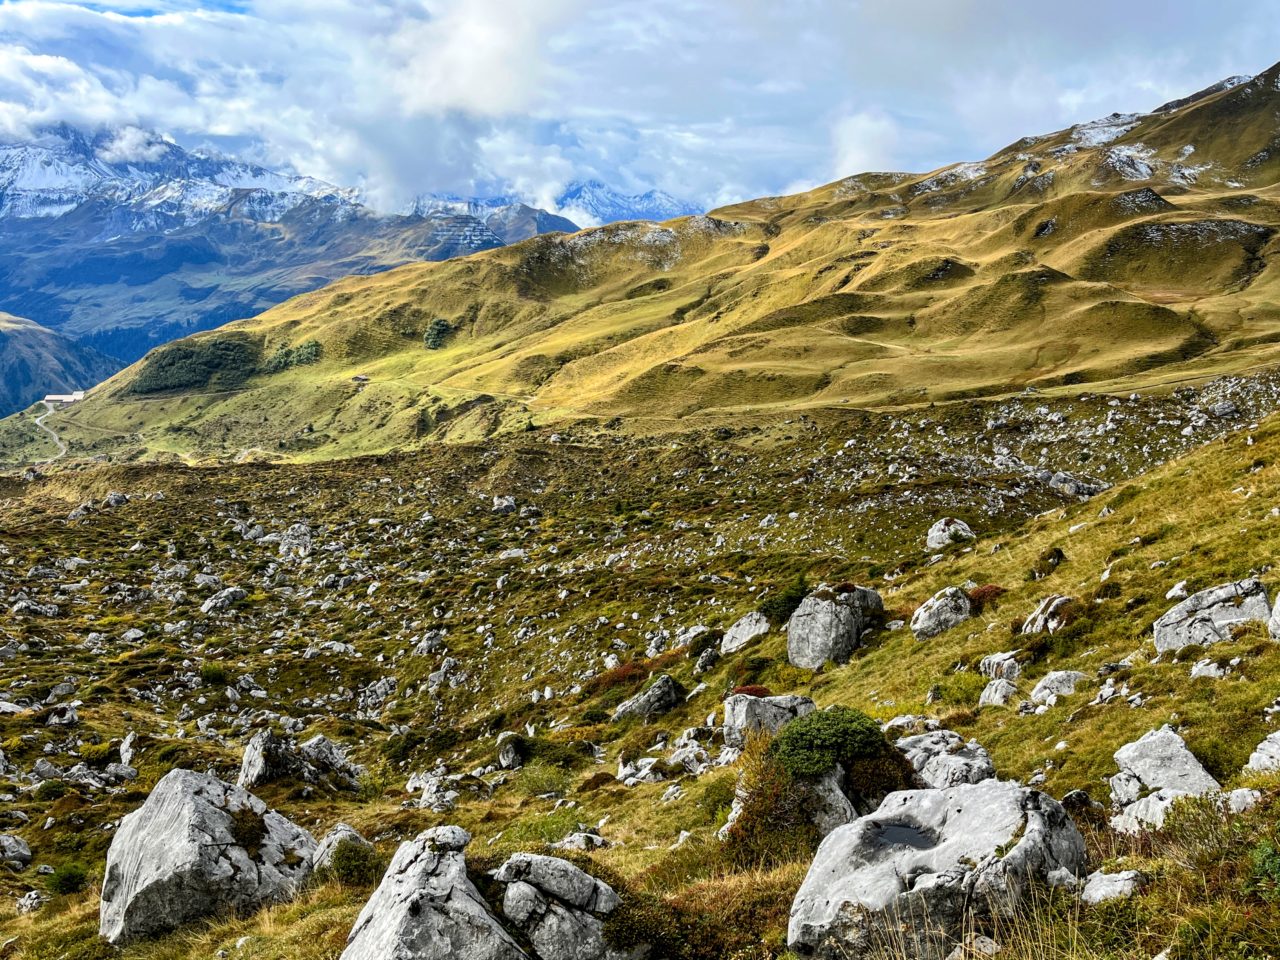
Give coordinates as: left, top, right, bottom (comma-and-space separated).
831, 111, 902, 178
0, 0, 1276, 211
96, 125, 169, 163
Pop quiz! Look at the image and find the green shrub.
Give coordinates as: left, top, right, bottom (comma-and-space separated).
424, 318, 453, 350
78, 742, 115, 767
1248, 840, 1280, 903
131, 334, 260, 394
35, 779, 68, 801
771, 707, 887, 779
46, 862, 88, 895
200, 662, 229, 686
327, 839, 383, 887
518, 760, 571, 797
758, 573, 808, 624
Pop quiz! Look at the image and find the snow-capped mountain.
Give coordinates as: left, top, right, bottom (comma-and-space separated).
411, 180, 701, 230
554, 180, 700, 225
0, 124, 578, 365
406, 194, 579, 243
0, 124, 356, 230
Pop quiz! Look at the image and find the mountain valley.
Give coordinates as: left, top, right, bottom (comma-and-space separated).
4, 59, 1280, 960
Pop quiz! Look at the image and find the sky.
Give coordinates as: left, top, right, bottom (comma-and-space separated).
0, 0, 1278, 213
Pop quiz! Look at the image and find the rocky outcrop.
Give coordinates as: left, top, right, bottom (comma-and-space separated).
1080, 870, 1146, 905
895, 730, 995, 788
237, 730, 364, 791
926, 518, 975, 551
1030, 670, 1088, 705
1245, 730, 1280, 773
910, 587, 972, 641
1109, 726, 1220, 833
722, 693, 815, 749
99, 769, 316, 945
1151, 579, 1270, 653
340, 826, 526, 960
1021, 596, 1074, 635
978, 678, 1017, 708
494, 853, 623, 960
787, 585, 883, 669
612, 674, 681, 721
788, 779, 1085, 959
720, 611, 770, 654
313, 823, 374, 872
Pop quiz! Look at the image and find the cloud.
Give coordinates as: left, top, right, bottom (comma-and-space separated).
0, 0, 1277, 211
96, 124, 169, 163
831, 111, 902, 177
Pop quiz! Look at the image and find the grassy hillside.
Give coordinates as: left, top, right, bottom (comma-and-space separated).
0, 313, 120, 418
2, 375, 1280, 957
12, 65, 1280, 463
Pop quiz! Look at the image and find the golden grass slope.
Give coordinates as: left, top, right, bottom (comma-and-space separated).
23, 63, 1280, 462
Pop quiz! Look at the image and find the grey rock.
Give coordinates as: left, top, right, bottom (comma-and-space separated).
911, 587, 972, 641
99, 769, 316, 945
1081, 870, 1145, 905
722, 693, 815, 749
1021, 596, 1074, 635
978, 650, 1021, 681
0, 835, 31, 868
340, 826, 526, 960
788, 779, 1085, 959
1030, 671, 1088, 705
895, 730, 995, 788
720, 611, 770, 655
787, 585, 883, 669
1245, 730, 1280, 773
1109, 726, 1220, 833
926, 518, 975, 550
978, 679, 1018, 708
200, 586, 247, 616
1152, 579, 1269, 653
612, 674, 680, 721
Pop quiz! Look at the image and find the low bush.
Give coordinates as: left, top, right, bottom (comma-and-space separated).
46, 862, 89, 895
771, 707, 887, 779
326, 839, 384, 887
757, 574, 808, 624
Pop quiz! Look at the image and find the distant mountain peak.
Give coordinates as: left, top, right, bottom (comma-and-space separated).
554, 180, 700, 225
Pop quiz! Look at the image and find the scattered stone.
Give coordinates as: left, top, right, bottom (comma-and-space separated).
926, 518, 975, 550
911, 587, 972, 641
720, 611, 770, 655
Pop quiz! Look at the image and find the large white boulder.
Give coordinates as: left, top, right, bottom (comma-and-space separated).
1152, 578, 1270, 653
721, 611, 771, 655
1030, 670, 1088, 705
340, 826, 526, 960
1021, 596, 1074, 635
895, 730, 995, 788
788, 779, 1085, 959
722, 693, 815, 749
1109, 726, 1220, 833
494, 853, 622, 960
99, 769, 316, 945
910, 587, 972, 641
787, 585, 883, 669
926, 518, 975, 551
1245, 730, 1280, 773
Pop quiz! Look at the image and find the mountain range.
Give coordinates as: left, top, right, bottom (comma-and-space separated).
21, 63, 1280, 463
0, 124, 593, 381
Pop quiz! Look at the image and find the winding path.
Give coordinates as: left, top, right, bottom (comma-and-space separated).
33, 401, 67, 463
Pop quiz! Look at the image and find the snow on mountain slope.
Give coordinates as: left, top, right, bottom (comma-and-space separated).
0, 124, 355, 226
555, 180, 700, 225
